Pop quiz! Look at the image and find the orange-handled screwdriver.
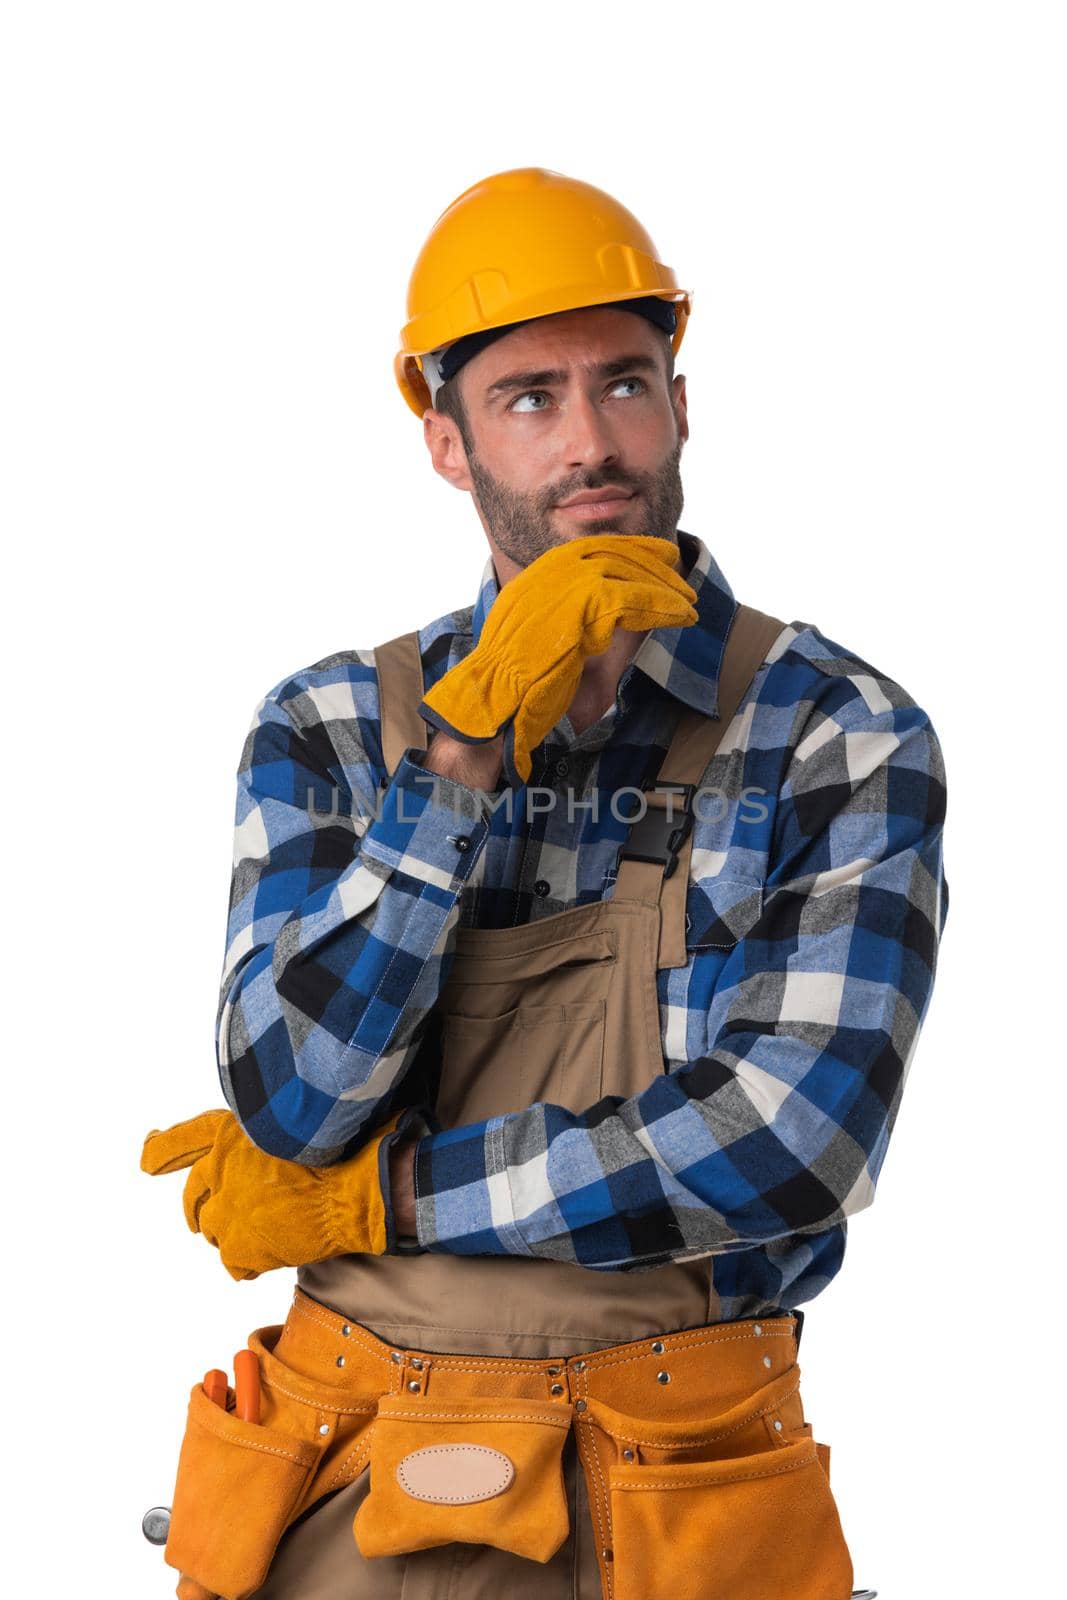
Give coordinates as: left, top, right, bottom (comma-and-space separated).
203, 1368, 228, 1409
234, 1349, 261, 1424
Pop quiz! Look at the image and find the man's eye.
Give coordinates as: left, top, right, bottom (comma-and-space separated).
510, 377, 645, 413
510, 391, 550, 412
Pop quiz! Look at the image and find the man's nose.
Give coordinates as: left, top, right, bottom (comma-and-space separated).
561, 390, 620, 469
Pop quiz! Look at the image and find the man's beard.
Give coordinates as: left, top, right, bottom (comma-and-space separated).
466, 437, 685, 569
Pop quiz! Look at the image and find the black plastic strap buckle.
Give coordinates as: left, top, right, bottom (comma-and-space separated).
618, 782, 696, 881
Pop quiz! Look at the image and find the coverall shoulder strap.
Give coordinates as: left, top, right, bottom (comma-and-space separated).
655, 601, 790, 788
373, 631, 427, 781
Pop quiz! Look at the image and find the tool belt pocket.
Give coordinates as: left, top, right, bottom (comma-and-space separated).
353, 1391, 573, 1564
165, 1378, 321, 1600
590, 1374, 854, 1600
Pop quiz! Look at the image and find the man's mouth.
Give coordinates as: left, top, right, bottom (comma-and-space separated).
556, 491, 636, 518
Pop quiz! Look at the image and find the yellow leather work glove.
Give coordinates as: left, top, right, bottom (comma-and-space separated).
418, 533, 698, 786
140, 1108, 404, 1281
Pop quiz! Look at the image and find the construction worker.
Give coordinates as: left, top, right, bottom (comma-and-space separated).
142, 166, 948, 1600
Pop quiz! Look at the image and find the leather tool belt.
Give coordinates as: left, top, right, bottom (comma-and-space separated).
163, 1289, 853, 1600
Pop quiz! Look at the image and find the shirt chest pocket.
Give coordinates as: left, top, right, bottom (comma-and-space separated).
685, 876, 764, 950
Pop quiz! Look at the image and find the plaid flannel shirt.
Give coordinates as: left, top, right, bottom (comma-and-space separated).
215, 530, 948, 1314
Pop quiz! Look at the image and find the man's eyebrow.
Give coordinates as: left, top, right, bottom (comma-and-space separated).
484, 353, 661, 399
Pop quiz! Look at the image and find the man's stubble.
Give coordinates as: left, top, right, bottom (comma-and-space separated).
466, 437, 685, 570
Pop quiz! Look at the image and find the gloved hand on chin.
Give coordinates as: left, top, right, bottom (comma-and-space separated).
418, 533, 698, 787
140, 1107, 407, 1280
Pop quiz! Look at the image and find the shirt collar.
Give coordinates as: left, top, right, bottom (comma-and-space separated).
469, 530, 737, 720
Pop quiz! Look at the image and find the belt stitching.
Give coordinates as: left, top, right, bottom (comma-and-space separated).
289, 1294, 392, 1366
574, 1324, 795, 1375
291, 1293, 795, 1374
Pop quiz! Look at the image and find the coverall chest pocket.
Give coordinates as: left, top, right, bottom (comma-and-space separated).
439, 999, 607, 1123
435, 930, 616, 1125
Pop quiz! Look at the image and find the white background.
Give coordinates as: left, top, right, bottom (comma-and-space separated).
4, 3, 1063, 1594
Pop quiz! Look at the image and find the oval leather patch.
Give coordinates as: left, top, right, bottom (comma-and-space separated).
396, 1443, 515, 1504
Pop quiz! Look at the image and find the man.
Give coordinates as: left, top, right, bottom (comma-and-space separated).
144, 167, 946, 1600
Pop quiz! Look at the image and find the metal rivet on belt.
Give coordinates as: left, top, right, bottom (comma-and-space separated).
336, 1356, 346, 1368
651, 1340, 664, 1354
574, 1360, 587, 1371
390, 1350, 403, 1363
773, 1419, 783, 1431
408, 1380, 421, 1392
551, 1383, 564, 1396
410, 1357, 424, 1370
622, 1448, 635, 1462
753, 1323, 762, 1336
319, 1424, 330, 1435
547, 1366, 560, 1376
763, 1356, 772, 1368
657, 1370, 671, 1384
341, 1324, 351, 1337
602, 1548, 614, 1561
575, 1399, 588, 1413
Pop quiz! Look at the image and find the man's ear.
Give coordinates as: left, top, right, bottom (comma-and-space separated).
423, 408, 473, 492
673, 374, 689, 447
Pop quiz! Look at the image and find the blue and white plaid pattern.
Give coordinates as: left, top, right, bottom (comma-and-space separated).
216, 531, 948, 1312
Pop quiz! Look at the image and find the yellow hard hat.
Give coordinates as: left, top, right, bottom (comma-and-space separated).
395, 166, 692, 418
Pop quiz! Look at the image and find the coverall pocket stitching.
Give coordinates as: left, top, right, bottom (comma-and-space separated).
438, 998, 607, 1124
451, 931, 617, 974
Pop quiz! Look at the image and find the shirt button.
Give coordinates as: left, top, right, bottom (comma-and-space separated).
533, 878, 550, 898
451, 834, 471, 853
554, 758, 569, 778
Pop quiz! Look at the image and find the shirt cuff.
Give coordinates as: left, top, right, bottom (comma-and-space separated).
358, 747, 495, 888
410, 1118, 534, 1258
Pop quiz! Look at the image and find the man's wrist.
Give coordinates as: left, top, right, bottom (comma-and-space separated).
378, 1109, 432, 1254
388, 1139, 420, 1242
419, 730, 506, 792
